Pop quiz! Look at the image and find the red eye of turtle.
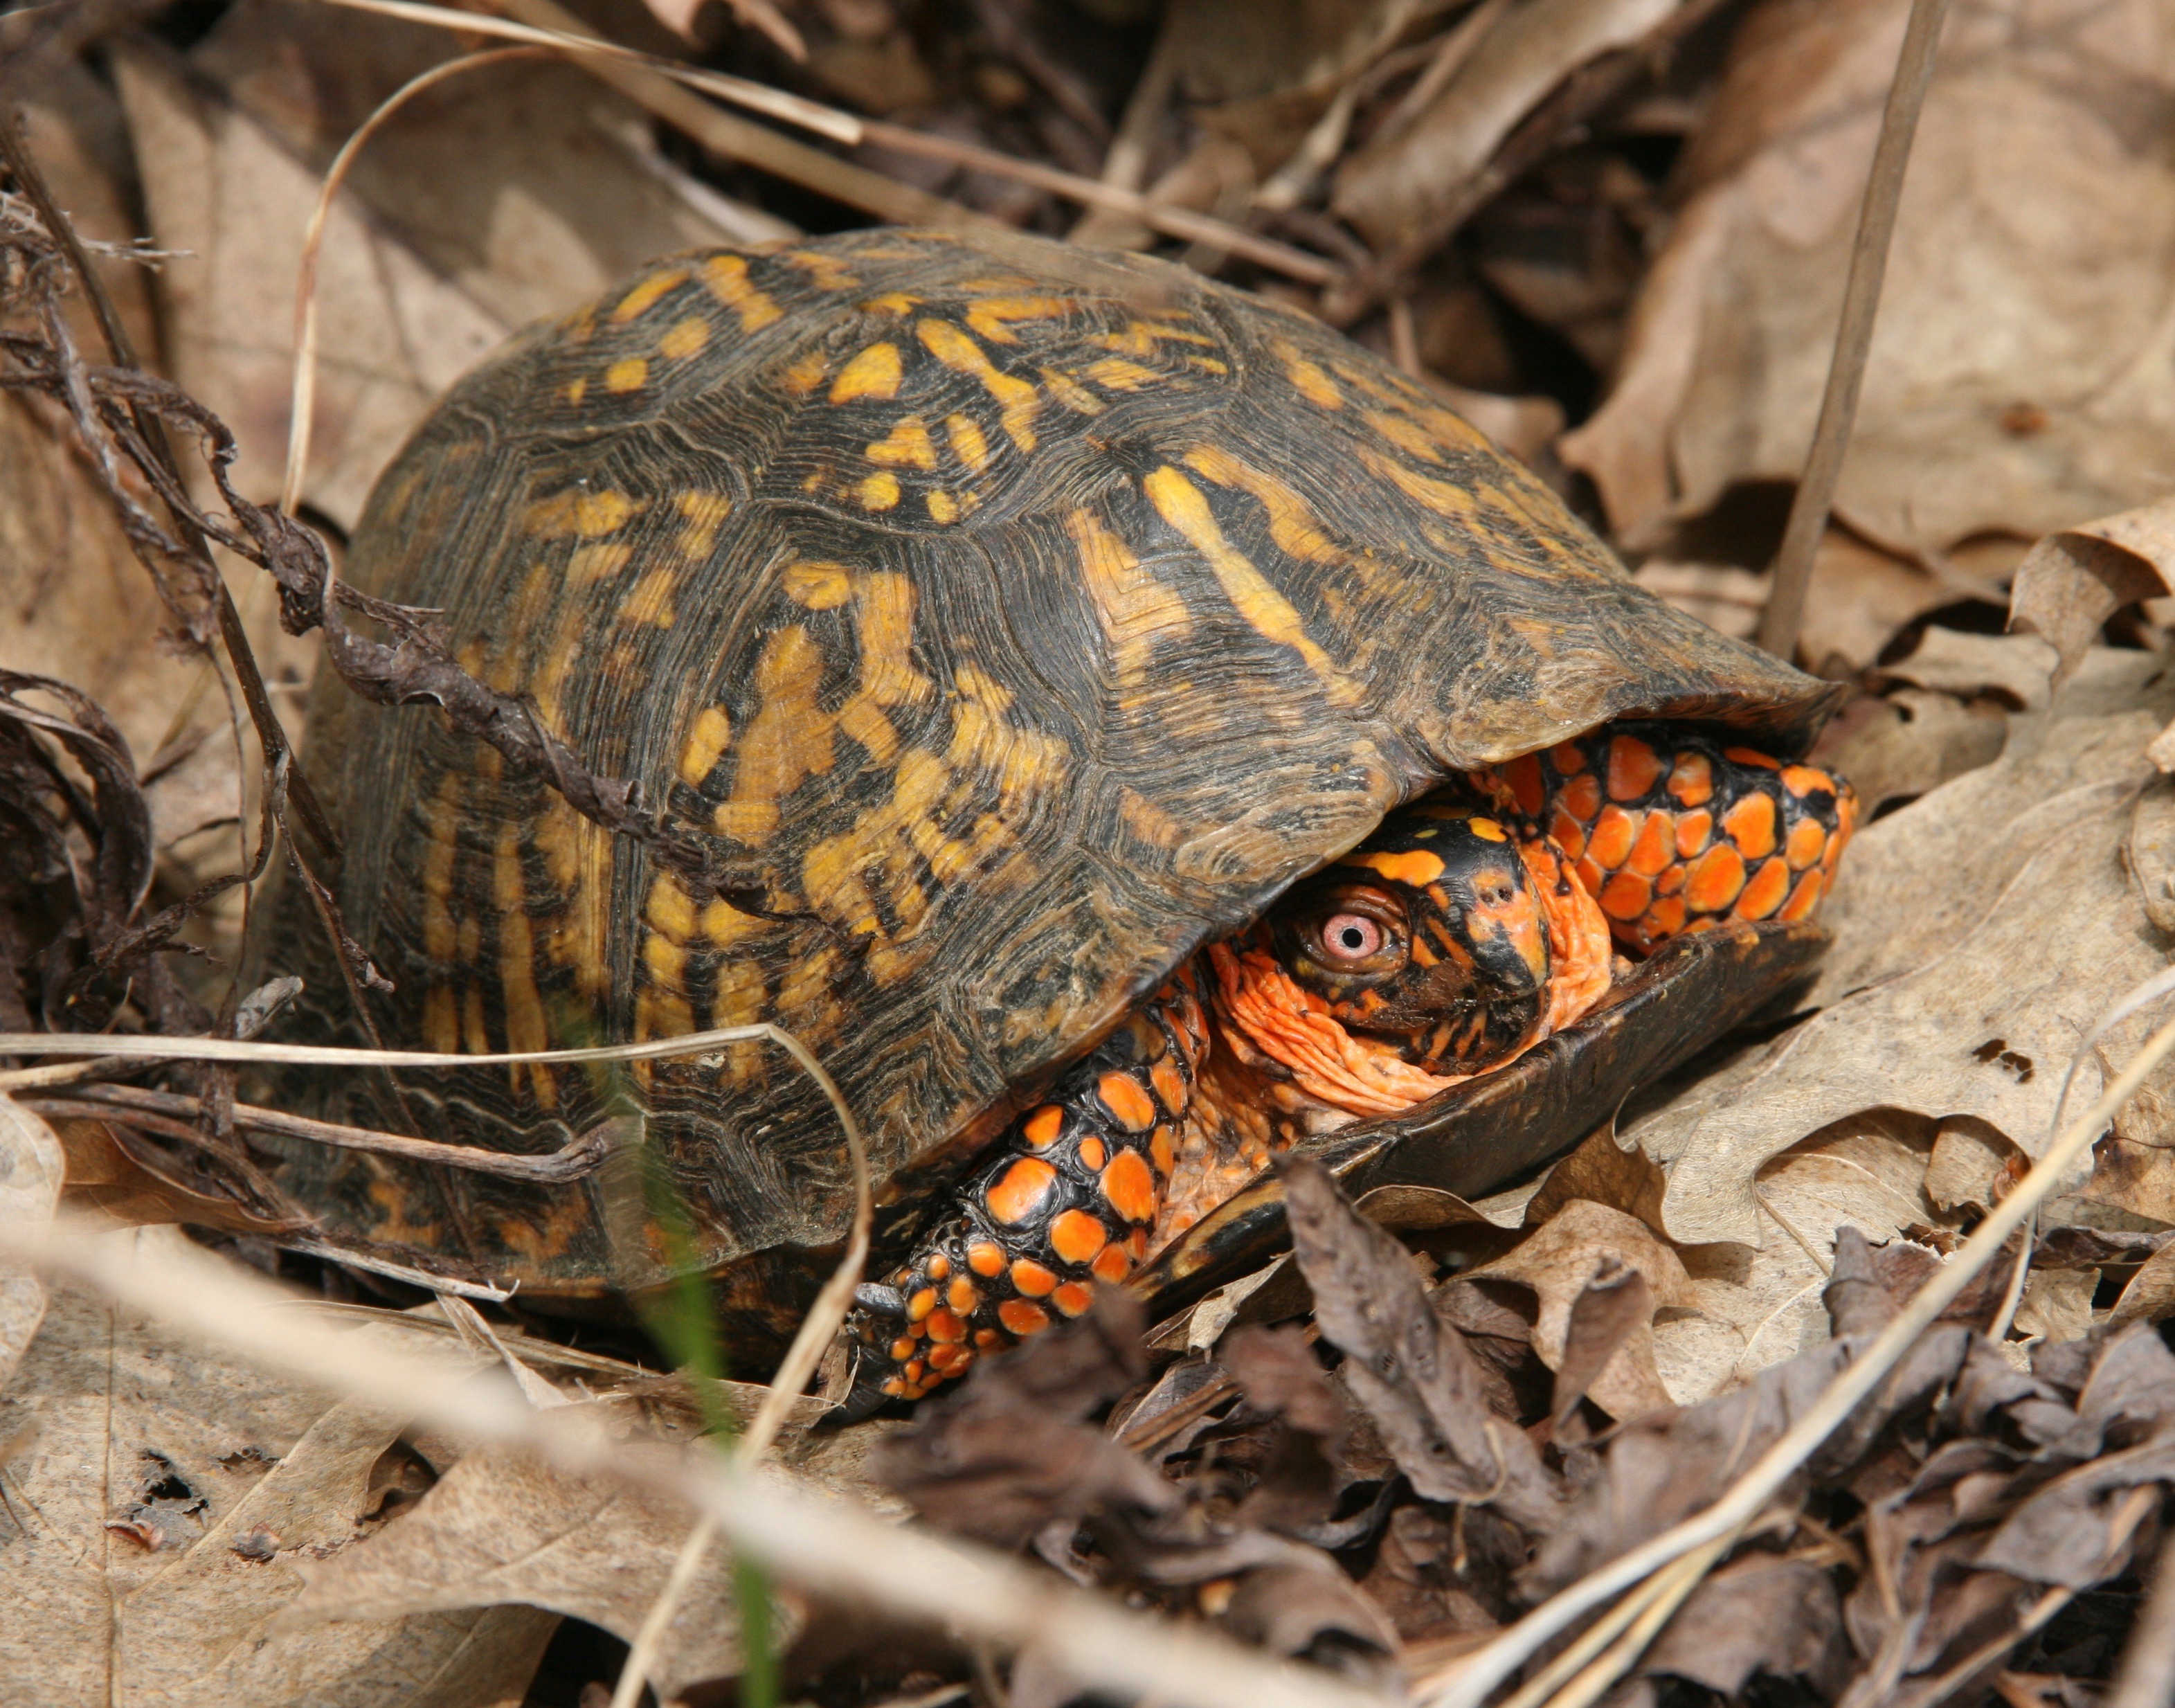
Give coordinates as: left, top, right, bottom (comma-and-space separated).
1319, 913, 1384, 961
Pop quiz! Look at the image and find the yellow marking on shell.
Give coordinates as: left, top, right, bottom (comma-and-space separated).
859, 291, 921, 316
423, 985, 458, 1054
564, 378, 587, 406
676, 492, 733, 560
1143, 465, 1357, 701
621, 565, 677, 627
365, 1174, 440, 1249
1182, 444, 1342, 565
462, 985, 490, 1056
1357, 445, 1480, 520
701, 254, 782, 332
1081, 357, 1160, 392
1119, 786, 1183, 847
457, 917, 482, 962
570, 542, 633, 585
781, 352, 829, 395
702, 898, 769, 947
950, 663, 1068, 819
783, 249, 861, 289
532, 795, 610, 995
945, 412, 991, 472
646, 873, 699, 944
606, 357, 649, 393
526, 488, 635, 538
1096, 319, 1215, 356
926, 490, 959, 523
643, 930, 686, 990
784, 561, 854, 609
1067, 507, 1191, 685
1271, 337, 1342, 408
709, 955, 768, 1085
494, 825, 557, 1109
865, 414, 938, 469
612, 267, 687, 321
858, 472, 901, 511
1329, 357, 1424, 407
1469, 817, 1508, 841
660, 316, 710, 361
964, 295, 1074, 343
497, 1192, 591, 1264
716, 624, 836, 846
527, 602, 588, 730
1184, 356, 1230, 375
776, 942, 847, 1046
1037, 366, 1104, 414
1366, 409, 1444, 464
917, 319, 1038, 451
831, 342, 903, 403
836, 570, 936, 764
421, 775, 463, 963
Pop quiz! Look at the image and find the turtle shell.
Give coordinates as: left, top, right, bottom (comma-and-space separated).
262, 229, 1839, 1329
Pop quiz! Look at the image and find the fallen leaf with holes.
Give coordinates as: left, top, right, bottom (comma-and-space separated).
2010, 496, 2175, 688
0, 1234, 554, 1705
1562, 0, 2175, 553
282, 1425, 786, 1702
1823, 689, 2009, 820
48, 1115, 304, 1234
0, 1096, 63, 1387
1465, 1198, 1693, 1423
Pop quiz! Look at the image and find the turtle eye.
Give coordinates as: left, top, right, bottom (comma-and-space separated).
1318, 912, 1384, 962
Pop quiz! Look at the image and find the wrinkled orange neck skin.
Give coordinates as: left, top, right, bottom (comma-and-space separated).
1207, 834, 1614, 1122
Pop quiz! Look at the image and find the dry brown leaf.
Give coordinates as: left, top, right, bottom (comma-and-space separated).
2010, 496, 2175, 687
1823, 689, 2008, 818
284, 1427, 794, 1700
0, 1095, 63, 1387
1333, 0, 1682, 248
1924, 1118, 2025, 1215
2111, 1241, 2175, 1324
1796, 532, 1960, 676
52, 1115, 304, 1234
1523, 1122, 1668, 1236
2125, 777, 2175, 932
1878, 627, 2060, 713
1562, 0, 2175, 554
2014, 1266, 2099, 1345
0, 1244, 554, 1705
1466, 1199, 1694, 1422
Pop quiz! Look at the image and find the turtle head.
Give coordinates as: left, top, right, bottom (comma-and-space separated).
1266, 799, 1552, 1075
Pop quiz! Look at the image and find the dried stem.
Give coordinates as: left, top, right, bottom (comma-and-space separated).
1756, 0, 1953, 658
2109, 1513, 2175, 1708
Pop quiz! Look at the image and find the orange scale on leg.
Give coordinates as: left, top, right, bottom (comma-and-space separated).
1587, 805, 1638, 869
1723, 746, 1780, 769
999, 1299, 1050, 1336
1549, 741, 1588, 776
1051, 1282, 1094, 1318
1096, 1071, 1157, 1132
1076, 1135, 1106, 1171
975, 1328, 1004, 1351
1011, 1258, 1058, 1296
1049, 1208, 1108, 1266
1574, 854, 1604, 898
1626, 811, 1675, 877
1656, 864, 1686, 897
1101, 1149, 1158, 1223
1781, 763, 1834, 798
1668, 752, 1713, 807
1643, 896, 1687, 939
1560, 771, 1603, 822
1149, 1054, 1187, 1115
946, 1277, 980, 1313
986, 1157, 1057, 1223
907, 1286, 937, 1322
1607, 735, 1665, 802
925, 1307, 967, 1343
1684, 844, 1747, 913
1722, 791, 1778, 860
1091, 1243, 1132, 1283
1150, 1124, 1177, 1178
890, 1336, 916, 1362
1549, 807, 1587, 860
1780, 869, 1825, 921
1128, 1228, 1148, 1259
1503, 752, 1546, 816
1022, 1105, 1065, 1148
1675, 810, 1713, 859
1598, 870, 1652, 922
926, 1343, 966, 1373
968, 1240, 1005, 1277
1785, 817, 1827, 870
1735, 856, 1790, 920
926, 1255, 949, 1281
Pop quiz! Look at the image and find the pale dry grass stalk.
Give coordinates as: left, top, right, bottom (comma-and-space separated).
0, 1202, 1384, 1708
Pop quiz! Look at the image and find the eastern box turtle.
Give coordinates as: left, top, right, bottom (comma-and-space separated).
260, 230, 1854, 1404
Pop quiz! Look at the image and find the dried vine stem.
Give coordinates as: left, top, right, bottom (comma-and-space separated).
1756, 0, 1953, 658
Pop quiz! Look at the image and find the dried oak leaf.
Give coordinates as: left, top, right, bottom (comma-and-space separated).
874, 1291, 1168, 1549
0, 1095, 62, 1387
1280, 1157, 1562, 1535
1640, 1551, 1851, 1698
1465, 1198, 1694, 1424
0, 1253, 552, 1706
2010, 497, 2175, 689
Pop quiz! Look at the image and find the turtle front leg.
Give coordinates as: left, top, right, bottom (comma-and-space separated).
844, 973, 1209, 1405
1488, 725, 1857, 953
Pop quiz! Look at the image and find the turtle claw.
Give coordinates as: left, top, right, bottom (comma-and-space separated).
854, 1282, 908, 1318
